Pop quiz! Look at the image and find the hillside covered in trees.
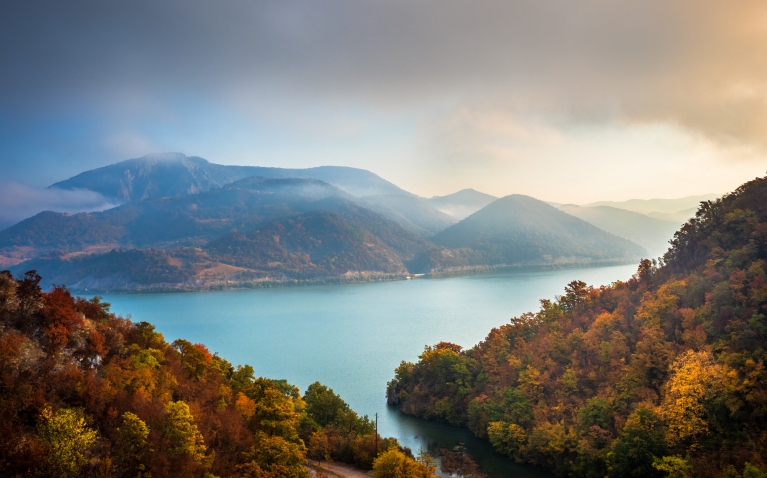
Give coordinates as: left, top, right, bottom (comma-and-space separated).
0, 270, 437, 477
387, 175, 767, 477
1, 175, 645, 292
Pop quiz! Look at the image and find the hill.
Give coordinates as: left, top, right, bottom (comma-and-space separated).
0, 271, 435, 477
0, 177, 356, 252
558, 204, 680, 257
206, 210, 407, 277
584, 193, 719, 215
51, 152, 412, 202
45, 153, 457, 236
421, 195, 645, 271
4, 177, 434, 290
387, 176, 767, 477
359, 194, 457, 236
426, 188, 498, 220
646, 207, 699, 224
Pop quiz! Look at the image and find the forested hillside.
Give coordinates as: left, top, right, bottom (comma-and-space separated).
388, 176, 767, 477
416, 195, 645, 273
4, 178, 434, 290
0, 270, 436, 477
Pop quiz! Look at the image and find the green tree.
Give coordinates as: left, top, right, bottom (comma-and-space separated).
607, 405, 666, 478
115, 412, 150, 476
303, 382, 351, 428
163, 400, 207, 462
36, 405, 98, 477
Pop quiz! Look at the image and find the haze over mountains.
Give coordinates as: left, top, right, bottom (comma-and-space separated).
417, 195, 644, 272
425, 189, 498, 220
584, 194, 718, 223
557, 204, 681, 257
52, 152, 412, 201
0, 153, 716, 290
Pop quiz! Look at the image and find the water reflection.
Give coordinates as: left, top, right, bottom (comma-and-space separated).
387, 408, 553, 478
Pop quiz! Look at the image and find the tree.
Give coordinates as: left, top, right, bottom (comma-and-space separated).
607, 405, 666, 478
303, 382, 351, 428
36, 405, 98, 477
162, 400, 207, 463
659, 350, 728, 447
372, 448, 436, 478
238, 434, 310, 478
115, 412, 150, 476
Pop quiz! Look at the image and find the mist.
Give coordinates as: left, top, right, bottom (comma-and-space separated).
0, 182, 118, 230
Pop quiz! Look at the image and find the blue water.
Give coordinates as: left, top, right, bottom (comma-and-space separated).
102, 264, 638, 477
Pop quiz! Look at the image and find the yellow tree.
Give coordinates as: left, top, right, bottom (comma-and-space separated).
659, 350, 729, 447
372, 448, 436, 478
36, 405, 99, 477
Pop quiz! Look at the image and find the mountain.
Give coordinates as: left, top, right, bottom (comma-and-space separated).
0, 176, 356, 252
419, 194, 645, 271
5, 177, 433, 289
387, 176, 767, 478
645, 206, 698, 224
45, 153, 458, 236
51, 152, 411, 202
359, 194, 457, 236
426, 188, 498, 220
558, 204, 680, 257
205, 210, 407, 277
584, 193, 719, 215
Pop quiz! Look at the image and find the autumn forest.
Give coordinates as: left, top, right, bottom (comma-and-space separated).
388, 176, 767, 477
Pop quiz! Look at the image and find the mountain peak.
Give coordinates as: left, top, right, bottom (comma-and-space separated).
427, 193, 645, 269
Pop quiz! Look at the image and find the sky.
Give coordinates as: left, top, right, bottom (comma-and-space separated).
1, 0, 767, 205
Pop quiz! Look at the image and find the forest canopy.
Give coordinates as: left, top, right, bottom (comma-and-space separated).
0, 270, 436, 477
387, 175, 767, 478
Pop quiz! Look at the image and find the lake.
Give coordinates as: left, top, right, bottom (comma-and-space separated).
102, 263, 638, 477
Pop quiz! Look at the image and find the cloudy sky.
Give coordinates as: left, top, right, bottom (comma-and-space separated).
2, 0, 767, 203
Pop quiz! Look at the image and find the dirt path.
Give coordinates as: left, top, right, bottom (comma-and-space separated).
307, 460, 373, 478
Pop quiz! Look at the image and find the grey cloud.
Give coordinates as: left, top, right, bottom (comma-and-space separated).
0, 182, 118, 230
2, 0, 766, 147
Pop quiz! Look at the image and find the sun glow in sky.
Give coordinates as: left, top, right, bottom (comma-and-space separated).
2, 0, 767, 202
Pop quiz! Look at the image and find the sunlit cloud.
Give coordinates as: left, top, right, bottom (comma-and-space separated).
1, 0, 766, 200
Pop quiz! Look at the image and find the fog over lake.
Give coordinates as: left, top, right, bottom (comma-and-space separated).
102, 264, 638, 477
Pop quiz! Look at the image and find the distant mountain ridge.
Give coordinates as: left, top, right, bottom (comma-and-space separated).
413, 195, 645, 272
426, 188, 497, 220
584, 194, 718, 215
51, 152, 412, 201
557, 204, 680, 257
3, 153, 708, 291
7, 176, 434, 289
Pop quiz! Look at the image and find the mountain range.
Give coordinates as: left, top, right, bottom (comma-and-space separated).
409, 195, 644, 273
584, 194, 718, 224
0, 153, 711, 290
557, 204, 680, 257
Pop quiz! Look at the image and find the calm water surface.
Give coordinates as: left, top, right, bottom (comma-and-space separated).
102, 264, 637, 477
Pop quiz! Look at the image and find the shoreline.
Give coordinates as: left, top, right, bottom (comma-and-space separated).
71, 259, 639, 295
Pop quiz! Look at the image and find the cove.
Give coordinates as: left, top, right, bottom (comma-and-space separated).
102, 263, 638, 477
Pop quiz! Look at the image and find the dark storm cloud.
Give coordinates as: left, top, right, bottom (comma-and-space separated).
2, 0, 767, 145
